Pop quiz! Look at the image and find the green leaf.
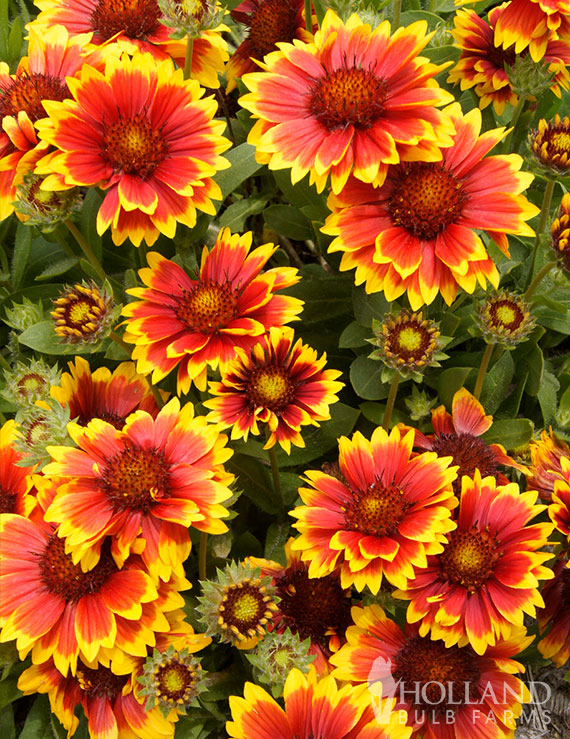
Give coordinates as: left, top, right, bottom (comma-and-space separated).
214, 143, 262, 203
338, 321, 371, 348
272, 170, 324, 210
537, 370, 560, 425
480, 351, 514, 414
423, 45, 461, 65
0, 678, 21, 710
400, 10, 444, 28
264, 205, 313, 241
283, 265, 352, 325
18, 320, 107, 355
35, 256, 79, 281
264, 521, 290, 565
11, 223, 31, 288
352, 286, 391, 327
0, 705, 15, 739
482, 418, 534, 450
18, 695, 52, 739
350, 355, 387, 401
227, 454, 277, 514
520, 343, 544, 396
437, 367, 473, 408
78, 189, 104, 262
219, 198, 267, 232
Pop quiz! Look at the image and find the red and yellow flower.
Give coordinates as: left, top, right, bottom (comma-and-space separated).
122, 228, 303, 393
42, 398, 234, 579
331, 604, 533, 739
324, 103, 539, 309
409, 387, 525, 496
0, 420, 37, 517
448, 5, 570, 115
493, 0, 570, 62
227, 665, 411, 739
527, 427, 570, 501
240, 10, 455, 194
291, 426, 458, 592
30, 0, 228, 88
205, 326, 343, 453
226, 0, 313, 91
549, 456, 570, 547
537, 558, 570, 667
396, 472, 554, 655
35, 52, 231, 246
551, 191, 570, 272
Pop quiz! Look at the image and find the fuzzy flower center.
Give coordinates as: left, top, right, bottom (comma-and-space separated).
488, 299, 525, 331
440, 526, 500, 591
89, 0, 161, 40
101, 443, 170, 513
309, 67, 388, 132
0, 486, 17, 514
389, 163, 467, 240
246, 366, 295, 411
431, 432, 498, 494
345, 481, 407, 537
393, 636, 481, 713
77, 664, 128, 700
248, 0, 300, 57
39, 535, 117, 602
0, 73, 69, 122
156, 662, 199, 702
103, 113, 167, 179
176, 281, 238, 333
219, 580, 274, 637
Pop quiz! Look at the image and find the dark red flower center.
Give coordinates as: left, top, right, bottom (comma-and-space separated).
16, 372, 47, 400
77, 663, 128, 700
176, 281, 238, 334
0, 486, 17, 514
388, 163, 467, 240
0, 73, 69, 122
39, 535, 118, 602
430, 432, 499, 494
220, 581, 271, 636
246, 365, 295, 412
101, 443, 170, 513
393, 636, 481, 713
247, 0, 300, 58
275, 564, 351, 650
485, 40, 517, 70
89, 0, 161, 41
440, 526, 500, 592
561, 567, 570, 609
532, 116, 570, 171
487, 299, 525, 332
385, 321, 434, 363
345, 481, 407, 537
102, 112, 167, 179
156, 660, 199, 703
309, 66, 388, 132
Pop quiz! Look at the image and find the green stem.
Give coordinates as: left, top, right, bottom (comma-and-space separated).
473, 343, 495, 400
382, 373, 400, 431
198, 532, 208, 580
64, 219, 107, 284
502, 96, 526, 154
525, 260, 557, 301
183, 36, 194, 80
525, 179, 555, 290
0, 352, 11, 371
304, 0, 312, 31
215, 89, 235, 145
267, 441, 283, 511
53, 225, 78, 259
392, 0, 402, 29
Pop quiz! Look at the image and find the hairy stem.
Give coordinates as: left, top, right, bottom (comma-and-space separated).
525, 260, 557, 301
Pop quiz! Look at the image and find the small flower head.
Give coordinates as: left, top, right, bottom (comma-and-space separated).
530, 114, 570, 175
528, 427, 570, 501
476, 290, 535, 347
139, 645, 205, 716
158, 0, 225, 38
2, 359, 61, 407
246, 628, 315, 697
506, 54, 557, 99
404, 385, 438, 421
4, 297, 44, 333
15, 173, 82, 231
14, 399, 72, 468
551, 192, 570, 273
549, 456, 570, 547
51, 280, 117, 345
197, 562, 279, 649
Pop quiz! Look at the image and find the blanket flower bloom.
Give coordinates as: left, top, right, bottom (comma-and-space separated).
549, 456, 570, 545
204, 326, 343, 453
0, 420, 36, 516
227, 666, 412, 739
323, 103, 539, 309
42, 398, 234, 579
291, 426, 458, 592
331, 604, 532, 739
396, 472, 554, 655
122, 229, 303, 393
35, 52, 231, 246
551, 192, 570, 272
240, 10, 455, 194
527, 427, 570, 501
537, 558, 570, 667
493, 0, 570, 62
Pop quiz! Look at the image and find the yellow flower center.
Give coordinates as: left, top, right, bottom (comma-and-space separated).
389, 163, 467, 240
103, 113, 167, 179
89, 0, 161, 41
385, 319, 435, 365
309, 66, 388, 132
533, 115, 570, 171
176, 281, 238, 334
154, 658, 200, 704
52, 283, 110, 342
16, 372, 46, 400
248, 0, 300, 57
101, 443, 170, 513
551, 131, 570, 151
0, 73, 69, 122
25, 417, 50, 447
345, 481, 407, 537
246, 366, 295, 411
440, 526, 500, 592
219, 579, 276, 639
488, 299, 525, 331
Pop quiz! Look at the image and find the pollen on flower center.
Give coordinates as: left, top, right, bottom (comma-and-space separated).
387, 323, 432, 362
156, 663, 196, 700
440, 526, 500, 591
89, 0, 161, 40
101, 443, 170, 513
345, 481, 407, 536
39, 535, 118, 602
175, 281, 238, 333
103, 113, 167, 179
431, 432, 498, 493
246, 366, 295, 411
389, 163, 467, 240
248, 0, 300, 57
550, 131, 570, 152
489, 300, 524, 330
219, 579, 277, 639
309, 67, 388, 132
0, 73, 69, 122
77, 664, 128, 700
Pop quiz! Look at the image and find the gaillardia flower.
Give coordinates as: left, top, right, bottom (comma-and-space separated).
205, 326, 343, 453
476, 289, 535, 347
527, 427, 570, 501
324, 103, 539, 309
240, 10, 455, 194
410, 387, 524, 496
291, 426, 458, 592
537, 558, 570, 667
331, 604, 533, 739
447, 5, 570, 116
0, 420, 36, 516
43, 398, 234, 579
549, 456, 570, 546
396, 472, 554, 654
122, 228, 303, 393
551, 192, 570, 272
51, 281, 116, 344
246, 629, 316, 694
227, 666, 412, 739
530, 114, 570, 174
494, 0, 570, 62
35, 52, 231, 246
226, 0, 313, 91
138, 645, 205, 716
2, 358, 60, 407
